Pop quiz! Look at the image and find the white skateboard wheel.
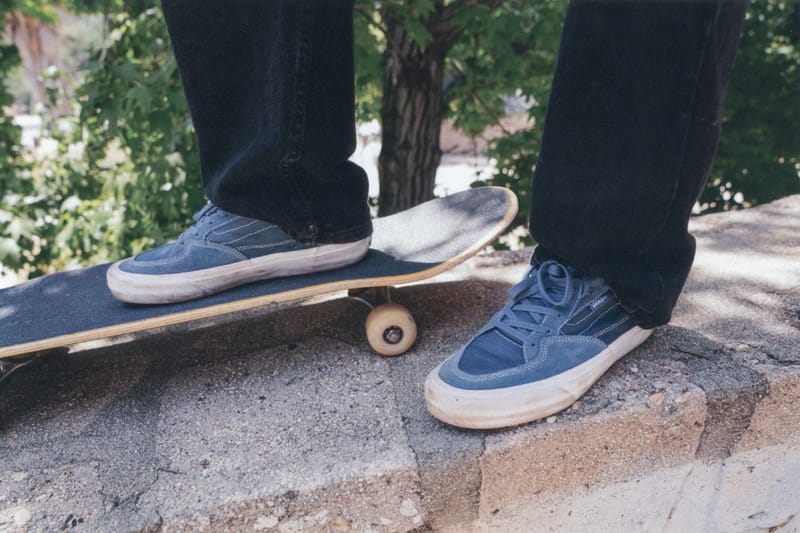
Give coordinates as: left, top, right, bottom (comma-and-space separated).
365, 303, 417, 356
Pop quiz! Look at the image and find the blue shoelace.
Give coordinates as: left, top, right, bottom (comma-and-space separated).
179, 203, 225, 243
489, 260, 582, 345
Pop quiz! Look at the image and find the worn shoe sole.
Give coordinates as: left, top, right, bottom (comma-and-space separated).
424, 326, 653, 429
107, 237, 371, 304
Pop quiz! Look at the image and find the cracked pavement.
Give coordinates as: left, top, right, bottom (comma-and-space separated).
0, 195, 798, 532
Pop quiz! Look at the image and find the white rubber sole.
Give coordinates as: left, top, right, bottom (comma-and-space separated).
424, 326, 654, 429
107, 237, 371, 304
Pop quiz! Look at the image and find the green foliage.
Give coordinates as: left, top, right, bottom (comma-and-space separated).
450, 0, 566, 244
78, 6, 202, 258
0, 2, 24, 274
1, 0, 799, 279
704, 0, 800, 212
382, 0, 436, 48
480, 0, 800, 235
353, 0, 565, 237
353, 6, 385, 122
447, 0, 564, 136
0, 4, 201, 278
8, 1, 57, 23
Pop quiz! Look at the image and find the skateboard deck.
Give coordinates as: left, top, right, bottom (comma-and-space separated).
0, 186, 517, 375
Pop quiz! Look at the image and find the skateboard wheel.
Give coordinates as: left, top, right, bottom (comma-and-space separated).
365, 303, 417, 356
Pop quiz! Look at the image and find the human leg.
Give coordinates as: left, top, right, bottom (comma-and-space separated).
426, 1, 747, 428
528, 0, 747, 329
160, 0, 370, 244
108, 0, 371, 303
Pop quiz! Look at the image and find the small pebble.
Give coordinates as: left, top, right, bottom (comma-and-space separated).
399, 499, 417, 517
14, 508, 32, 526
546, 416, 557, 424
333, 516, 351, 531
649, 392, 665, 407
254, 515, 279, 530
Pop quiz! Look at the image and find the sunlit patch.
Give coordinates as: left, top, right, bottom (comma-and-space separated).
0, 305, 17, 322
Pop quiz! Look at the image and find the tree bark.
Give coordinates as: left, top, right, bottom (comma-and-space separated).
376, 1, 502, 216
5, 11, 69, 113
377, 9, 456, 216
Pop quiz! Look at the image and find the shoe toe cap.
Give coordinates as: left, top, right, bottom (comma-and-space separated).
116, 241, 241, 275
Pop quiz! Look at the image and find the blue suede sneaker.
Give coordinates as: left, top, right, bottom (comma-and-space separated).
424, 260, 653, 429
107, 203, 370, 304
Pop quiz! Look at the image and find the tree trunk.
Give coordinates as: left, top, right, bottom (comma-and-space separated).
5, 10, 69, 113
377, 12, 450, 216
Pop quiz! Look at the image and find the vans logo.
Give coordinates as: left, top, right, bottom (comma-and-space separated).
589, 293, 611, 310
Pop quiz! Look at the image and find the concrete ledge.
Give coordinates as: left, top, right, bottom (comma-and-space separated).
0, 196, 798, 532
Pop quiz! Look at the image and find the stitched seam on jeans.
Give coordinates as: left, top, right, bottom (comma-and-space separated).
644, 5, 720, 249
285, 1, 312, 164
279, 0, 315, 236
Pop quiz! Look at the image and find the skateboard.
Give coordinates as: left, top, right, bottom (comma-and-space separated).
0, 186, 517, 383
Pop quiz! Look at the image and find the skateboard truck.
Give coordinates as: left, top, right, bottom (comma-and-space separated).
0, 352, 43, 387
348, 287, 418, 356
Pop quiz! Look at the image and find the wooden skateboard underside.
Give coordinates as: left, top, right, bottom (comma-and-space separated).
0, 187, 517, 360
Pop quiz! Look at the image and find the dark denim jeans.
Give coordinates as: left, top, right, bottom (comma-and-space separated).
531, 1, 746, 328
160, 0, 371, 244
161, 0, 745, 328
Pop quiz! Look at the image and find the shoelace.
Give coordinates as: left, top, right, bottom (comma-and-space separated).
490, 260, 580, 345
179, 203, 223, 242
192, 202, 217, 223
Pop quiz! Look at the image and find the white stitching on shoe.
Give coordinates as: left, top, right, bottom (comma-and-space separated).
455, 336, 606, 383
129, 240, 246, 267
210, 218, 256, 238
224, 224, 275, 245
593, 316, 630, 338
572, 303, 617, 336
201, 216, 238, 239
220, 218, 257, 233
238, 239, 296, 250
201, 240, 249, 260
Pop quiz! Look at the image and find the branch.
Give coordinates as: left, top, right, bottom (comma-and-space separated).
354, 4, 414, 70
432, 0, 505, 51
448, 57, 513, 136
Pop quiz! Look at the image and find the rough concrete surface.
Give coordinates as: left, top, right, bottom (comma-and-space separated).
0, 196, 798, 532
